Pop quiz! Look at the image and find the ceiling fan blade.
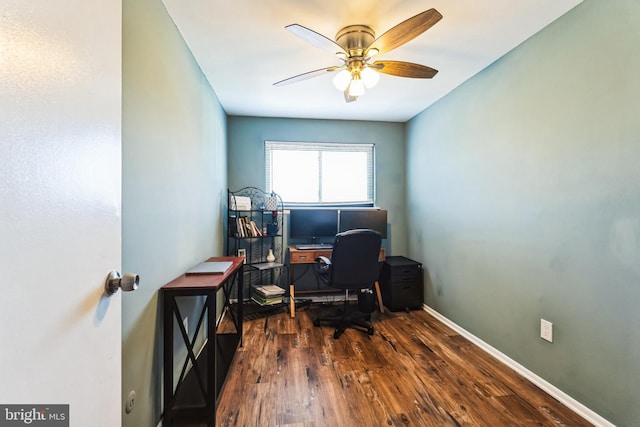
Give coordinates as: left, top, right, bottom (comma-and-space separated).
367, 9, 442, 56
286, 24, 347, 55
273, 66, 341, 87
374, 60, 438, 78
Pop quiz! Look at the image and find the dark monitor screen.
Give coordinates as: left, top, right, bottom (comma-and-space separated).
338, 209, 387, 238
289, 209, 339, 239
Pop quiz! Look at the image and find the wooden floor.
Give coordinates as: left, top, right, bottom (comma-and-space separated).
215, 304, 591, 427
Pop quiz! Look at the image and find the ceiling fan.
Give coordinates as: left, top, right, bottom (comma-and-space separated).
274, 9, 442, 103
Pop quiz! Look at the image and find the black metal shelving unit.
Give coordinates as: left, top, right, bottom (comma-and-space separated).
226, 187, 286, 316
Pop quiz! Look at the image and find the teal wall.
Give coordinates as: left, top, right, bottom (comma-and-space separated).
227, 116, 408, 256
122, 0, 227, 425
406, 1, 639, 425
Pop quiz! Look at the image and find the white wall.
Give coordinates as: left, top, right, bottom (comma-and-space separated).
0, 0, 122, 425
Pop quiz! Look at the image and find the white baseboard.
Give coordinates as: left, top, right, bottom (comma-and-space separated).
422, 305, 615, 427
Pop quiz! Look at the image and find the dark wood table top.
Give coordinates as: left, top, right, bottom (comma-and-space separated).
161, 256, 244, 292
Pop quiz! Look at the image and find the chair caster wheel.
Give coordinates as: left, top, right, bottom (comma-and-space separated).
367, 326, 374, 336
333, 329, 341, 339
313, 319, 320, 327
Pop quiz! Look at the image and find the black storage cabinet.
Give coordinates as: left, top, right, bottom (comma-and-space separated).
380, 256, 423, 311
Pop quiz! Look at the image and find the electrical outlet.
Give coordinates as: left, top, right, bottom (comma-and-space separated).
540, 319, 553, 342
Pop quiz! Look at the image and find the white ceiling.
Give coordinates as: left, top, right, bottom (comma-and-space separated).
162, 0, 582, 122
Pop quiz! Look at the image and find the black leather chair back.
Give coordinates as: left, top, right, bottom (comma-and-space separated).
327, 229, 382, 290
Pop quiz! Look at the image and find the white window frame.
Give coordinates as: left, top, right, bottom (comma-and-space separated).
265, 141, 375, 207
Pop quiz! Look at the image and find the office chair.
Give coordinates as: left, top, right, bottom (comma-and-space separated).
313, 229, 382, 339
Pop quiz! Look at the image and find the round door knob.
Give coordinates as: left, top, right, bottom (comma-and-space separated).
105, 271, 140, 296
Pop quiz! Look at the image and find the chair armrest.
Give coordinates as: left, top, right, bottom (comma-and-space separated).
315, 256, 331, 284
315, 256, 331, 266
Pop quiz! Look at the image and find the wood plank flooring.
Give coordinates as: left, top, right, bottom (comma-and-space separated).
216, 304, 591, 427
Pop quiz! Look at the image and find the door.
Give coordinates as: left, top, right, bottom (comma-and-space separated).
0, 1, 122, 425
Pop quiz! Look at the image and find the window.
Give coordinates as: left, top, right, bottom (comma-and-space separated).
265, 141, 375, 206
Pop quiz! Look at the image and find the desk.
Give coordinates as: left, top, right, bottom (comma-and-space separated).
162, 256, 243, 427
288, 246, 385, 318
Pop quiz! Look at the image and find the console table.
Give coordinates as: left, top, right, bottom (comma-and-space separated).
161, 256, 244, 427
288, 246, 385, 318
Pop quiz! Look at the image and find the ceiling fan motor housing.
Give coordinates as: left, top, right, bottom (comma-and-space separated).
336, 25, 375, 56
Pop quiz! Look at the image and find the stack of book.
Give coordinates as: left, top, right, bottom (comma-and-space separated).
229, 216, 263, 238
252, 285, 285, 306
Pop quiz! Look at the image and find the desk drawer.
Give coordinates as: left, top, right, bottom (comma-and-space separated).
382, 282, 423, 311
290, 249, 332, 263
389, 267, 421, 283
290, 251, 314, 263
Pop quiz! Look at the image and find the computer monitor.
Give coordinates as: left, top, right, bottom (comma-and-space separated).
289, 209, 339, 240
338, 209, 387, 238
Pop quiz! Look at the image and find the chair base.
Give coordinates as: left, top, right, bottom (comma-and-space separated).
314, 290, 374, 339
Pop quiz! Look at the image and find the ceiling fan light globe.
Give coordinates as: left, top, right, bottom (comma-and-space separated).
332, 69, 352, 91
348, 78, 365, 97
361, 67, 380, 88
